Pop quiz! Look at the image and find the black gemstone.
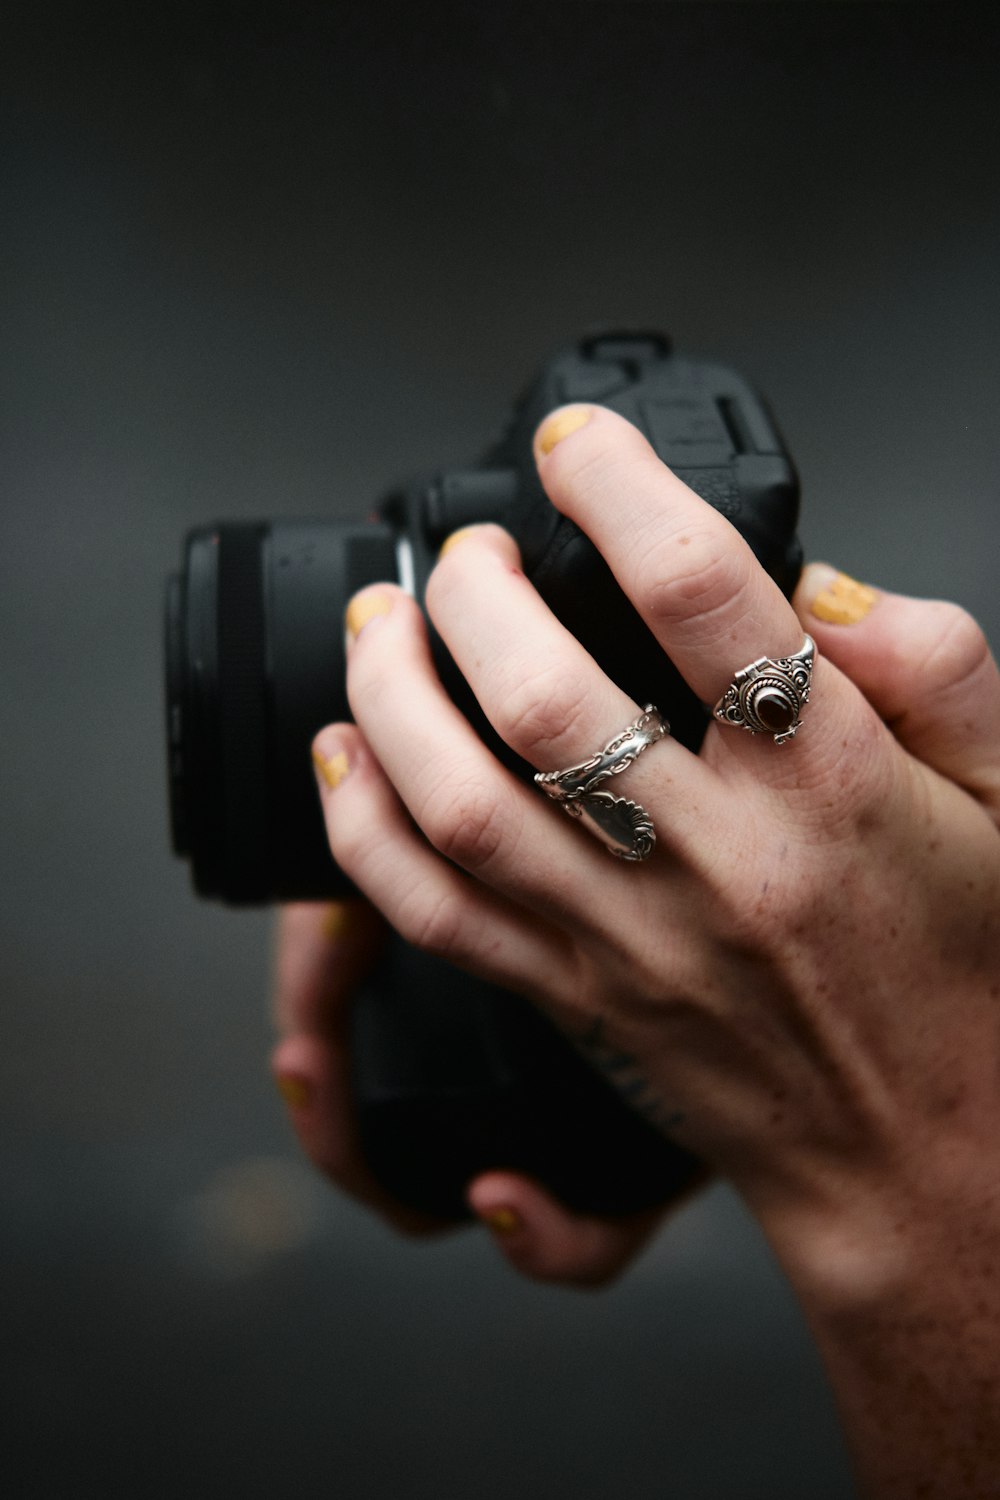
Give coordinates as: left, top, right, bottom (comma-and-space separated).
755, 691, 795, 732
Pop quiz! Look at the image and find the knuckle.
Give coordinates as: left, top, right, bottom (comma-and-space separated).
634, 529, 750, 638
396, 885, 467, 959
326, 801, 384, 878
346, 645, 390, 722
419, 772, 512, 874
545, 431, 657, 529
547, 431, 638, 503
785, 693, 890, 811
426, 525, 517, 606
722, 857, 825, 958
344, 591, 414, 719
424, 549, 465, 617
495, 661, 593, 762
920, 603, 992, 700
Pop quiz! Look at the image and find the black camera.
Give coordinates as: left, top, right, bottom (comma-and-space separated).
166, 331, 802, 1219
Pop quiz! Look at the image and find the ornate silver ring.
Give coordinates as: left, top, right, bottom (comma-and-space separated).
712, 635, 816, 745
534, 705, 668, 861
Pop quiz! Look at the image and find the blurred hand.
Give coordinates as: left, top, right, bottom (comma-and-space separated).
271, 900, 691, 1284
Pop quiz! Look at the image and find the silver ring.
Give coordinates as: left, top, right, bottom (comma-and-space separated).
712, 635, 815, 745
534, 705, 668, 862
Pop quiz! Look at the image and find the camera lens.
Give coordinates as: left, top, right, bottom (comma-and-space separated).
166, 520, 399, 903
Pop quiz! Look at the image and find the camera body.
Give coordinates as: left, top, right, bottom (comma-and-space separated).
166, 331, 801, 1218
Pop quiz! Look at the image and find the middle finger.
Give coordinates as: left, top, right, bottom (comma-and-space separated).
533, 404, 861, 779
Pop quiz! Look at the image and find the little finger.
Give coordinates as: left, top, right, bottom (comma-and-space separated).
796, 564, 1000, 817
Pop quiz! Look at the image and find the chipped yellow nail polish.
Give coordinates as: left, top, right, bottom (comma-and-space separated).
439, 526, 481, 559
276, 1074, 312, 1109
482, 1207, 522, 1235
345, 592, 392, 643
536, 406, 592, 456
811, 571, 878, 626
312, 746, 350, 790
321, 902, 352, 941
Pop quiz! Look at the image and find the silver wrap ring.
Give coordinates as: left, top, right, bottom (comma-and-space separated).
534, 705, 669, 862
712, 635, 816, 745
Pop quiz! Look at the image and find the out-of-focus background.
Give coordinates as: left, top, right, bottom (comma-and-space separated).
3, 4, 999, 1496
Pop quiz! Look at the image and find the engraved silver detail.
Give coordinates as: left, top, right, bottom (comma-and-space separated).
534, 705, 668, 862
712, 635, 815, 745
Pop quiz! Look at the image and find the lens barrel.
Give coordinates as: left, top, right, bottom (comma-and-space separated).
166, 520, 398, 902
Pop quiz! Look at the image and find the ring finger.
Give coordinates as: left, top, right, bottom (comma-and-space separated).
426, 524, 724, 860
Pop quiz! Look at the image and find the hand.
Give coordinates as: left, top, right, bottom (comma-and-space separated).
312, 404, 1000, 1495
271, 899, 686, 1284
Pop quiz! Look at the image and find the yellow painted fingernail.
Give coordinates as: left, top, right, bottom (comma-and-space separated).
481, 1207, 522, 1235
345, 592, 392, 643
807, 567, 878, 625
536, 406, 593, 456
276, 1074, 312, 1109
321, 902, 352, 941
312, 746, 350, 790
439, 526, 481, 559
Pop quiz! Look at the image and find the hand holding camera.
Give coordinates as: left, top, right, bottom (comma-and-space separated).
167, 332, 801, 1218
167, 332, 1000, 1486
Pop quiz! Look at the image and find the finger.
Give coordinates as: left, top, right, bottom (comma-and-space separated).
312, 720, 578, 1007
272, 899, 385, 1038
795, 564, 1000, 816
343, 584, 637, 932
428, 524, 719, 843
466, 1171, 680, 1288
271, 899, 450, 1234
533, 405, 862, 772
271, 1030, 448, 1236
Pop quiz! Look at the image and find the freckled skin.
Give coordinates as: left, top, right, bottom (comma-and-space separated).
303, 411, 1000, 1495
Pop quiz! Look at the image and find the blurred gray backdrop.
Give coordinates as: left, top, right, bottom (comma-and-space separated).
3, 4, 999, 1496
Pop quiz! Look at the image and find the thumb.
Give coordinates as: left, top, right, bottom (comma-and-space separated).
794, 564, 1000, 817
467, 1171, 672, 1289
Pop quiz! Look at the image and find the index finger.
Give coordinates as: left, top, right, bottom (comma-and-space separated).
534, 405, 807, 710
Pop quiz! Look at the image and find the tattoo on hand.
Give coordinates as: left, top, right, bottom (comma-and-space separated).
574, 1017, 685, 1132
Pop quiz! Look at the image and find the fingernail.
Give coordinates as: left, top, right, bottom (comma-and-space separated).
312, 745, 350, 790
439, 525, 482, 559
276, 1074, 312, 1110
480, 1206, 523, 1235
801, 564, 878, 625
536, 406, 593, 456
321, 901, 352, 941
345, 592, 392, 643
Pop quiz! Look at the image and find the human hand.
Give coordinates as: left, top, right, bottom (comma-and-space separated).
311, 403, 1000, 1493
271, 898, 684, 1284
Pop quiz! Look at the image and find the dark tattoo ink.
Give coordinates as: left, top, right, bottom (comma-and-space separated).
574, 1017, 685, 1132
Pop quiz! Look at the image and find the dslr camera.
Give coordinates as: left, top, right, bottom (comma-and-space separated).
165, 331, 801, 1220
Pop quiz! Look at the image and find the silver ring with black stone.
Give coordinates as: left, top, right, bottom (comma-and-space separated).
712, 635, 816, 745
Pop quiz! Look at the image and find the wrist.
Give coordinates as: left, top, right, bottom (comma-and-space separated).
745, 1155, 1000, 1498
748, 1146, 1000, 1322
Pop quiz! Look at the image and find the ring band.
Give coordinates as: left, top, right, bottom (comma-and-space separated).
535, 705, 668, 861
712, 635, 815, 744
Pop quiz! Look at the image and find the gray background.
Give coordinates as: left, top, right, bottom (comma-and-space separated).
3, 4, 999, 1496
